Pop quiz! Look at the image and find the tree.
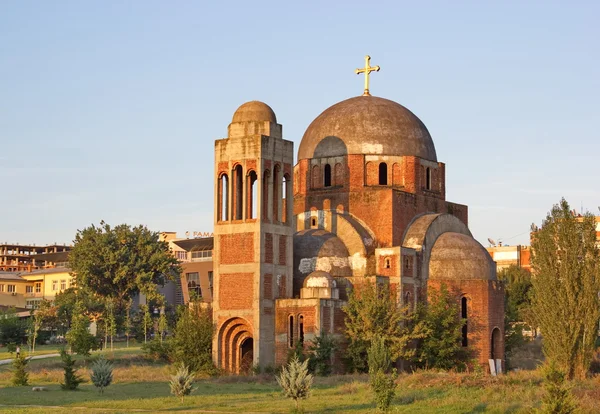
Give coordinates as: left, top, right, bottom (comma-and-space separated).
498, 265, 534, 354
307, 334, 336, 376
54, 288, 104, 336
540, 361, 577, 414
530, 198, 600, 379
0, 307, 26, 346
343, 281, 417, 372
26, 310, 41, 354
276, 355, 313, 412
90, 358, 113, 393
412, 284, 469, 370
105, 300, 117, 351
158, 311, 168, 344
11, 353, 29, 386
66, 302, 96, 356
60, 350, 83, 390
141, 304, 153, 344
368, 337, 397, 412
170, 304, 215, 374
124, 299, 132, 348
169, 364, 196, 402
69, 221, 181, 306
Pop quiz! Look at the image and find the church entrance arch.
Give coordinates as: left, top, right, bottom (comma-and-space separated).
490, 327, 502, 360
218, 317, 253, 373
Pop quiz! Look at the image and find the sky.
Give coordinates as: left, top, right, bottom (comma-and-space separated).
1, 1, 599, 248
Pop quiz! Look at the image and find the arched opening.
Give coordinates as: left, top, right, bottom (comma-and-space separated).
311, 217, 317, 227
283, 174, 291, 223
262, 170, 270, 220
218, 317, 252, 374
426, 167, 432, 190
218, 174, 229, 221
246, 170, 258, 219
323, 164, 332, 187
298, 315, 304, 345
384, 258, 391, 269
379, 163, 388, 185
288, 315, 294, 347
273, 164, 281, 222
239, 337, 254, 374
233, 165, 243, 220
461, 297, 468, 347
491, 327, 502, 360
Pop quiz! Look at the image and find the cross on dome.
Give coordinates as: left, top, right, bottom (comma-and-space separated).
355, 55, 380, 96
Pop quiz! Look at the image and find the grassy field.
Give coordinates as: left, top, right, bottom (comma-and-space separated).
0, 350, 599, 413
0, 341, 138, 361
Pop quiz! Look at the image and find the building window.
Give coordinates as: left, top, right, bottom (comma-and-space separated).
187, 272, 201, 300
233, 164, 243, 220
461, 297, 468, 347
0, 284, 4, 292
379, 163, 388, 185
384, 258, 391, 269
7, 285, 16, 293
219, 173, 229, 221
425, 167, 432, 190
176, 251, 187, 261
52, 280, 58, 291
323, 164, 332, 187
288, 315, 294, 347
60, 279, 66, 291
191, 250, 212, 261
35, 282, 41, 293
26, 300, 40, 309
26, 286, 33, 293
298, 315, 304, 345
208, 271, 213, 294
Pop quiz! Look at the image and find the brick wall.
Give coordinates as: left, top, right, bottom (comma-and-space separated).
263, 274, 272, 300
264, 233, 273, 263
219, 273, 253, 309
279, 235, 287, 265
220, 233, 254, 264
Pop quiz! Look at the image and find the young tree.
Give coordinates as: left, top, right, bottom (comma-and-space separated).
530, 198, 600, 379
368, 337, 397, 412
105, 300, 117, 351
141, 304, 153, 344
307, 334, 336, 376
540, 361, 577, 414
26, 311, 41, 354
412, 284, 469, 370
158, 311, 168, 344
11, 353, 29, 386
68, 222, 181, 307
66, 302, 96, 356
169, 364, 196, 402
276, 355, 313, 412
90, 358, 113, 394
171, 304, 215, 374
124, 299, 132, 348
498, 265, 534, 354
60, 350, 83, 390
0, 307, 26, 347
343, 282, 417, 372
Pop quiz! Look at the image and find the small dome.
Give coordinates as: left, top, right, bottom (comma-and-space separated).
298, 95, 437, 161
429, 232, 496, 281
232, 101, 277, 123
303, 271, 336, 288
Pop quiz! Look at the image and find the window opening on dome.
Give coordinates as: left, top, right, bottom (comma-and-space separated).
426, 167, 432, 190
384, 257, 391, 269
246, 170, 257, 219
298, 315, 304, 345
219, 174, 229, 221
461, 297, 468, 347
379, 163, 388, 185
233, 165, 243, 220
324, 164, 332, 187
288, 315, 294, 347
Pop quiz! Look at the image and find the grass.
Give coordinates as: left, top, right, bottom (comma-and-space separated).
0, 350, 599, 413
0, 341, 139, 361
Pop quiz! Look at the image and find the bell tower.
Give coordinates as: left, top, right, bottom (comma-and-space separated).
213, 101, 294, 373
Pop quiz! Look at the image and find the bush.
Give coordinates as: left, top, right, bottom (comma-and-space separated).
11, 353, 29, 386
142, 339, 172, 362
60, 350, 83, 390
169, 363, 196, 402
276, 355, 313, 412
90, 358, 113, 394
308, 334, 336, 376
171, 304, 215, 375
540, 361, 576, 414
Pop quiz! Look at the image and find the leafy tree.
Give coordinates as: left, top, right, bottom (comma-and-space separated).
34, 300, 60, 339
170, 304, 215, 374
540, 361, 577, 414
276, 355, 313, 412
60, 350, 83, 390
343, 281, 417, 372
26, 310, 41, 354
141, 304, 153, 344
90, 357, 113, 393
530, 198, 600, 379
11, 353, 29, 386
412, 284, 469, 370
498, 265, 534, 354
54, 288, 104, 336
68, 222, 181, 306
307, 334, 336, 376
0, 307, 26, 346
169, 364, 196, 402
368, 337, 397, 412
66, 302, 96, 356
124, 299, 132, 348
105, 300, 117, 351
158, 311, 168, 344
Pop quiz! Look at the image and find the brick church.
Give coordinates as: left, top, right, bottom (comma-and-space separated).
212, 59, 504, 373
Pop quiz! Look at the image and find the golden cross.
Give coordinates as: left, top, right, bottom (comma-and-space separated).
355, 55, 380, 96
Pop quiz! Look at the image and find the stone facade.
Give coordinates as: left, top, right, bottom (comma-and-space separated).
211, 95, 504, 373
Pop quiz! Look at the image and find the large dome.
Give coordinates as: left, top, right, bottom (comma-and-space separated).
298, 95, 437, 161
429, 232, 496, 281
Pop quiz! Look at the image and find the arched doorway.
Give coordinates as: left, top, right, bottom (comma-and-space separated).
491, 327, 502, 360
217, 317, 253, 373
239, 338, 254, 374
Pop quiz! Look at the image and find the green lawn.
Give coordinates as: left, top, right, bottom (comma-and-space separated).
0, 350, 598, 413
0, 341, 139, 361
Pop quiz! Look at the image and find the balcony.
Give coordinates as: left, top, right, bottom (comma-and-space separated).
25, 292, 43, 298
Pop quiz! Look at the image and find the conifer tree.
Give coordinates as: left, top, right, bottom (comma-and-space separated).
90, 358, 113, 393
60, 350, 83, 390
530, 198, 600, 379
11, 353, 29, 386
66, 302, 96, 356
169, 364, 196, 402
276, 355, 313, 412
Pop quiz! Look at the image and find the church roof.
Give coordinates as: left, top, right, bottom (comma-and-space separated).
429, 232, 496, 281
231, 101, 277, 124
298, 95, 437, 161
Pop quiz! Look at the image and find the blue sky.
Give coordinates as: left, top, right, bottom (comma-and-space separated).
1, 1, 598, 247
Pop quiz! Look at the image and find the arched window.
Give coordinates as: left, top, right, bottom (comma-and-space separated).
311, 217, 317, 227
426, 167, 432, 190
218, 174, 229, 221
288, 315, 294, 348
273, 165, 281, 222
384, 258, 391, 269
246, 170, 257, 219
379, 163, 388, 185
298, 315, 304, 345
461, 297, 468, 347
323, 164, 332, 187
262, 170, 271, 220
233, 165, 243, 220
283, 174, 291, 223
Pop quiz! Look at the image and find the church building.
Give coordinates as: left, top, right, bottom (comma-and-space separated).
212, 57, 504, 373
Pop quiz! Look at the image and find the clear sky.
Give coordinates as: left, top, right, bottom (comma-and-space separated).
1, 1, 598, 248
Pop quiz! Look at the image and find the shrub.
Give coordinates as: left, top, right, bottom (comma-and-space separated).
308, 334, 336, 376
171, 304, 215, 375
11, 353, 29, 386
368, 337, 397, 412
60, 350, 83, 390
276, 355, 313, 412
90, 358, 113, 394
540, 361, 576, 414
169, 364, 196, 402
142, 338, 172, 362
